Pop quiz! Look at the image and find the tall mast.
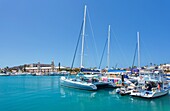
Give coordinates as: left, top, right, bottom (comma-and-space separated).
80, 5, 87, 68
137, 32, 140, 69
107, 25, 111, 69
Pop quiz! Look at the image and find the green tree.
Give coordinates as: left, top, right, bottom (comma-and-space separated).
58, 62, 61, 71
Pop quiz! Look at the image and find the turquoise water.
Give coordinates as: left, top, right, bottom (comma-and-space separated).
0, 76, 170, 111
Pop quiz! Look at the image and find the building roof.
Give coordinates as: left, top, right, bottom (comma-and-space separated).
25, 66, 66, 70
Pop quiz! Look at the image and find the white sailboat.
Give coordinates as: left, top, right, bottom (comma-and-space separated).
130, 32, 143, 96
101, 25, 125, 88
60, 76, 97, 91
60, 5, 97, 91
130, 32, 169, 98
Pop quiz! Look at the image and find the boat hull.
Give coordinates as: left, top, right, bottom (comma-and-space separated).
93, 82, 109, 89
120, 90, 133, 96
140, 89, 169, 98
130, 91, 141, 97
60, 77, 97, 91
0, 74, 9, 76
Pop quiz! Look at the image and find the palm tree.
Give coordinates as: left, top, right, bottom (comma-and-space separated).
4, 66, 9, 73
150, 63, 152, 66
23, 64, 27, 72
51, 61, 55, 72
58, 62, 61, 71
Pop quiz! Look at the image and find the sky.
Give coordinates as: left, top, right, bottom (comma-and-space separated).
0, 0, 170, 68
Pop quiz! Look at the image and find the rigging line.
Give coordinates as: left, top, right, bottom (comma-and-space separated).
140, 39, 153, 65
111, 30, 129, 67
84, 35, 97, 68
132, 43, 137, 68
99, 38, 108, 69
84, 37, 96, 68
71, 21, 84, 70
87, 8, 100, 66
83, 34, 88, 67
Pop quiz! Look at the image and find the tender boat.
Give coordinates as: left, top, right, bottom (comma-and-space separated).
130, 87, 142, 97
116, 85, 135, 96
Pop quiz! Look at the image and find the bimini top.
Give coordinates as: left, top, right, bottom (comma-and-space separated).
145, 79, 159, 82
131, 68, 139, 74
80, 68, 100, 74
106, 70, 126, 75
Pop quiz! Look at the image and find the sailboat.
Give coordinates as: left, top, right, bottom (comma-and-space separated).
100, 25, 125, 88
130, 32, 169, 98
60, 5, 97, 91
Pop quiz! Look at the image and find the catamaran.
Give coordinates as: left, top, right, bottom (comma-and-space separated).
60, 5, 98, 91
60, 76, 97, 91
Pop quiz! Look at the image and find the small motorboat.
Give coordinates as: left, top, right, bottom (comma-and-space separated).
116, 85, 134, 96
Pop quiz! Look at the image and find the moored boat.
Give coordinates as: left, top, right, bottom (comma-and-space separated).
82, 73, 110, 89
116, 85, 135, 96
130, 69, 169, 98
60, 5, 98, 91
130, 85, 144, 97
140, 88, 169, 98
0, 73, 10, 76
140, 75, 169, 98
60, 76, 97, 91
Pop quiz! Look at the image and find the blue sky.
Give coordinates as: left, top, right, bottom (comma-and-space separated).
0, 0, 170, 68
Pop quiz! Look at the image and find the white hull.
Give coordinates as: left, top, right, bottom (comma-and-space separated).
140, 89, 169, 98
60, 77, 97, 91
117, 88, 133, 95
0, 73, 9, 76
16, 73, 27, 76
120, 89, 133, 95
130, 91, 141, 97
130, 89, 169, 98
166, 77, 170, 80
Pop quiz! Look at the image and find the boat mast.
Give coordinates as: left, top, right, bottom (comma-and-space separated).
107, 25, 111, 69
137, 32, 140, 69
80, 5, 87, 68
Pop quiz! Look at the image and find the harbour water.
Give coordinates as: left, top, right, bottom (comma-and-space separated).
0, 76, 170, 111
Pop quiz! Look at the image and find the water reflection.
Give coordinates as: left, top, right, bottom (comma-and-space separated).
108, 89, 121, 100
107, 88, 170, 111
128, 94, 170, 111
60, 87, 97, 98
